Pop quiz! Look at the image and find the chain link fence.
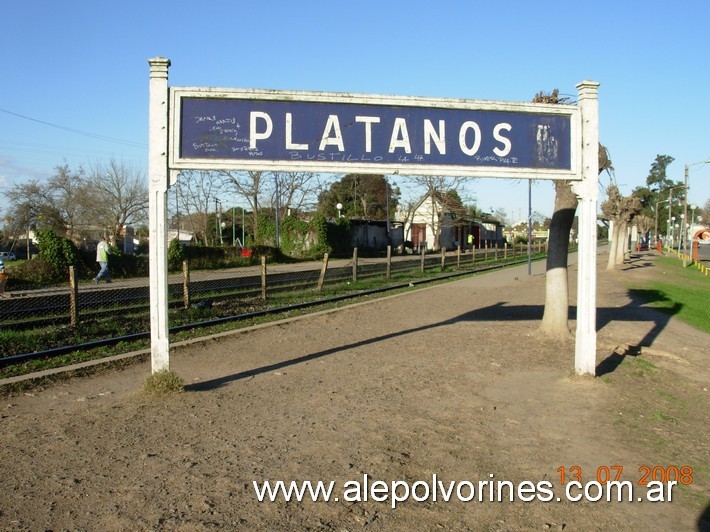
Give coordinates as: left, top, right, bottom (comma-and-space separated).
0, 242, 546, 364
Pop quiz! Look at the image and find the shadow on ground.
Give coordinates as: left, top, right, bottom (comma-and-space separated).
186, 286, 680, 391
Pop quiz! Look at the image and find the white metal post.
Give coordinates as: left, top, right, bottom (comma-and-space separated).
148, 57, 171, 373
572, 81, 600, 376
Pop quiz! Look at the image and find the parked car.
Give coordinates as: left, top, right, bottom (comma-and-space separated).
0, 252, 16, 261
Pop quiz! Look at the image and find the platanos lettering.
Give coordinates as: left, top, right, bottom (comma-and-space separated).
249, 111, 513, 159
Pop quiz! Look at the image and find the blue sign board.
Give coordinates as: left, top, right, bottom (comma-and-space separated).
175, 94, 573, 174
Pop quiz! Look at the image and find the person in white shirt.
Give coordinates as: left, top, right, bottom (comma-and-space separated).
93, 235, 112, 284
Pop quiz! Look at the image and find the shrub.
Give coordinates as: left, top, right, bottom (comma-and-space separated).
35, 229, 78, 280
168, 238, 187, 271
4, 258, 62, 289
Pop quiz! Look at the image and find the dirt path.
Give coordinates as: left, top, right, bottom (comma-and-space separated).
1, 251, 708, 531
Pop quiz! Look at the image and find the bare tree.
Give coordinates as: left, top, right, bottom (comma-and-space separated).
174, 170, 226, 245
269, 171, 323, 216
222, 170, 265, 242
88, 159, 148, 240
47, 164, 92, 241
5, 180, 63, 233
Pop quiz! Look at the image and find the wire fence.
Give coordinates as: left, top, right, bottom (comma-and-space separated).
0, 242, 546, 363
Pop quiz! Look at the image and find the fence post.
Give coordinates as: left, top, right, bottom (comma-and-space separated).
69, 266, 79, 327
441, 247, 446, 270
485, 242, 488, 262
472, 245, 476, 267
386, 245, 392, 279
420, 246, 426, 272
457, 245, 461, 269
494, 244, 498, 261
182, 260, 190, 309
317, 253, 329, 292
261, 255, 267, 300
504, 242, 508, 260
352, 247, 358, 283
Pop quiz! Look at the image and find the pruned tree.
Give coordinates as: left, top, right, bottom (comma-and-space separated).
535, 89, 613, 339
601, 185, 642, 270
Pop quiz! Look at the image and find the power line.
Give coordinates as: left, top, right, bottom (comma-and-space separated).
0, 108, 147, 149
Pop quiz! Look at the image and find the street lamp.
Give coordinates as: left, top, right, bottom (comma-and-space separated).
678, 214, 685, 254
662, 185, 683, 247
654, 197, 674, 245
689, 205, 698, 262
336, 202, 343, 218
214, 198, 223, 246
670, 216, 676, 247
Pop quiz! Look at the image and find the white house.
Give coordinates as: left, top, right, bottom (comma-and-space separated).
399, 192, 505, 251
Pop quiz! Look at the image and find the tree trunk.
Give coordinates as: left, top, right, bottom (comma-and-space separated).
606, 219, 621, 271
539, 181, 578, 339
615, 221, 628, 265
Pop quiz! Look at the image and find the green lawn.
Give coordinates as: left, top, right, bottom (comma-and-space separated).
628, 256, 710, 333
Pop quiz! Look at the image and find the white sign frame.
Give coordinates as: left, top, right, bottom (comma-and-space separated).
149, 57, 599, 377
169, 87, 581, 180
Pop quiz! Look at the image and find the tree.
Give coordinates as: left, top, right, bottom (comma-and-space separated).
318, 174, 400, 221
601, 185, 641, 270
536, 89, 613, 339
174, 170, 226, 246
270, 171, 323, 217
222, 170, 265, 243
703, 198, 710, 223
88, 159, 148, 240
632, 155, 684, 241
646, 154, 675, 191
46, 164, 92, 240
5, 180, 64, 259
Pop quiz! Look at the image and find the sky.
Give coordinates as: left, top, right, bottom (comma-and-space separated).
1, 0, 709, 223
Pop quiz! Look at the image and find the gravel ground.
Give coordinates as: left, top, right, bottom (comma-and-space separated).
1, 251, 708, 531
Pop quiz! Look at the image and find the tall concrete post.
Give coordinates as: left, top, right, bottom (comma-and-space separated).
571, 81, 600, 376
148, 57, 171, 373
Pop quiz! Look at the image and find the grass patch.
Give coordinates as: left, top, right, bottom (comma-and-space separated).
622, 356, 657, 377
650, 410, 676, 423
628, 256, 710, 333
142, 370, 185, 395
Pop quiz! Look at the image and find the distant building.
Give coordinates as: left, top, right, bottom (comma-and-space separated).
399, 192, 504, 250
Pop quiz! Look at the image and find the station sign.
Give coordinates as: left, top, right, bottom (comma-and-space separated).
170, 88, 579, 179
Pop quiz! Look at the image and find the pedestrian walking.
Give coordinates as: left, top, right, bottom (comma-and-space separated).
0, 260, 8, 297
93, 235, 112, 284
